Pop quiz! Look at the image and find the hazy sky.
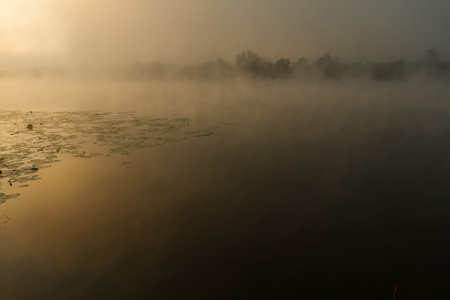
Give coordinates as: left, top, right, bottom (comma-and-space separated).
1, 0, 449, 68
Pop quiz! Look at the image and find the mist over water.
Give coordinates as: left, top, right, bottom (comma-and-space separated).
2, 0, 450, 297
1, 77, 450, 299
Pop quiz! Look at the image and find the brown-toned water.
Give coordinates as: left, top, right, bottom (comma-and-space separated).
1, 79, 450, 299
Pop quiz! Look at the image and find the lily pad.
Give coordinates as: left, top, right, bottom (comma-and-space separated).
0, 110, 222, 201
0, 193, 20, 204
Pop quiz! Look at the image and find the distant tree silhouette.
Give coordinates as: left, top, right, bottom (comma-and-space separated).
236, 51, 262, 73
236, 51, 275, 78
274, 58, 291, 78
314, 53, 342, 79
421, 48, 445, 78
113, 48, 450, 82
423, 48, 440, 63
315, 53, 334, 67
372, 59, 407, 80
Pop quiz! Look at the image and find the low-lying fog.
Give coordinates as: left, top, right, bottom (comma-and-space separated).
1, 77, 450, 299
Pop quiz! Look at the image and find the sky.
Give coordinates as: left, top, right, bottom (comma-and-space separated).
1, 0, 449, 68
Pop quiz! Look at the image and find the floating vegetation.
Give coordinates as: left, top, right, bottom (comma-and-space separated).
186, 127, 224, 138
0, 193, 20, 204
0, 110, 226, 202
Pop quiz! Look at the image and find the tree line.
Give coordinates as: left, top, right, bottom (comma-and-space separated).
123, 48, 449, 81
1, 48, 448, 81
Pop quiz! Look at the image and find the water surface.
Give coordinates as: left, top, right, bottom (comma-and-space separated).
1, 79, 450, 299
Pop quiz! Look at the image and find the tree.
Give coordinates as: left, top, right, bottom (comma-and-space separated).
274, 58, 291, 78
236, 51, 275, 78
236, 51, 262, 72
314, 53, 342, 79
372, 59, 407, 81
423, 48, 440, 63
315, 53, 334, 68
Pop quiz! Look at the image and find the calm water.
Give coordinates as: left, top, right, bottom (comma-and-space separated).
1, 79, 450, 299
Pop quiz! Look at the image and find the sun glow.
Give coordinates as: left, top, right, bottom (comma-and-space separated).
0, 0, 66, 66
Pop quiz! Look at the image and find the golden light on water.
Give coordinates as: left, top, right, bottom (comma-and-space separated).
1, 1, 450, 298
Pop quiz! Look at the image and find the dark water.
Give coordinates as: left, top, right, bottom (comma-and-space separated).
1, 80, 450, 299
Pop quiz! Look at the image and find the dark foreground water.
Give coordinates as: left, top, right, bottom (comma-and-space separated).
1, 80, 450, 299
